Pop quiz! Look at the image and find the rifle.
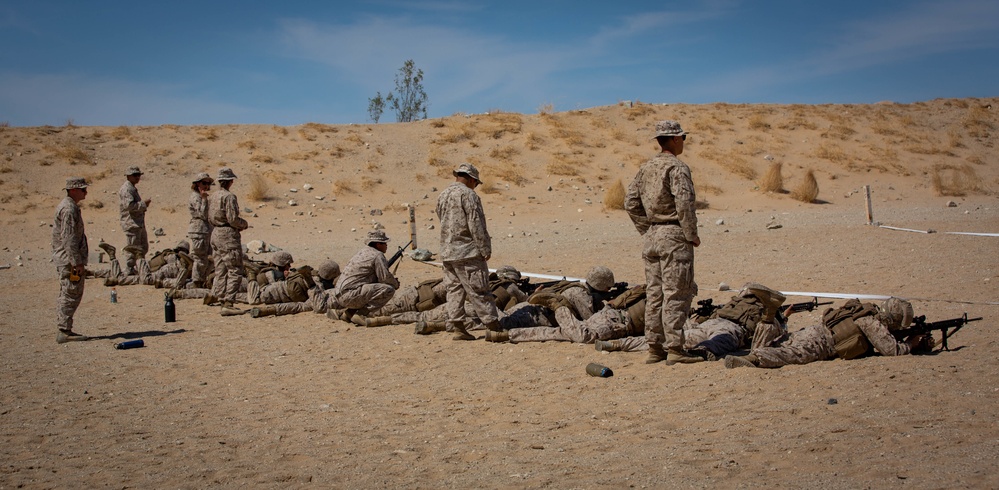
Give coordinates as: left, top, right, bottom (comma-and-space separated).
892, 313, 982, 352
785, 297, 834, 314
693, 298, 719, 318
387, 239, 414, 269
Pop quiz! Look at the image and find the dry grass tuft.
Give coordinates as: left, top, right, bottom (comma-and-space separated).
238, 140, 257, 150
149, 148, 173, 158
814, 143, 849, 164
748, 114, 771, 131
333, 179, 354, 195
297, 129, 316, 142
695, 182, 723, 196
699, 148, 757, 180
197, 127, 219, 141
525, 132, 544, 150
537, 103, 555, 115
489, 145, 520, 161
302, 122, 338, 133
484, 112, 523, 138
547, 155, 580, 176
272, 125, 288, 136
435, 119, 474, 144
246, 174, 271, 201
111, 126, 131, 139
931, 163, 985, 196
963, 106, 995, 138
758, 162, 784, 193
790, 169, 819, 203
360, 176, 382, 191
485, 161, 529, 186
52, 144, 95, 165
249, 154, 274, 164
602, 179, 625, 210
623, 102, 657, 121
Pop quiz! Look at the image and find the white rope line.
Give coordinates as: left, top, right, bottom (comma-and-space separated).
878, 224, 999, 237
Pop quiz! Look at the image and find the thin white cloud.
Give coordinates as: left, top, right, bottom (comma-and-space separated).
809, 0, 999, 74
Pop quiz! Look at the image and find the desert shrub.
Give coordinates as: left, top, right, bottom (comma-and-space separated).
623, 102, 657, 121
814, 143, 849, 164
360, 176, 382, 191
238, 140, 257, 150
111, 126, 131, 139
748, 114, 770, 130
489, 145, 520, 161
931, 163, 984, 196
52, 144, 94, 165
436, 119, 474, 144
297, 129, 316, 141
546, 159, 579, 176
758, 162, 784, 193
249, 154, 274, 164
602, 179, 625, 210
197, 127, 219, 141
537, 102, 554, 115
695, 182, 723, 196
963, 106, 995, 138
333, 179, 354, 194
149, 148, 172, 158
525, 132, 544, 150
790, 169, 819, 203
272, 125, 288, 136
246, 173, 271, 201
302, 122, 337, 133
966, 155, 984, 165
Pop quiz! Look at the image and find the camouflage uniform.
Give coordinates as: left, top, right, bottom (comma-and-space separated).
369, 280, 448, 317
118, 174, 149, 275
188, 187, 213, 287
332, 243, 400, 312
625, 121, 699, 356
52, 188, 88, 334
508, 304, 625, 344
436, 163, 499, 331
208, 169, 248, 306
752, 316, 911, 368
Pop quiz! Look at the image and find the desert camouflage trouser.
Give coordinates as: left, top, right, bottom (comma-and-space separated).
606, 318, 750, 354
56, 265, 84, 332
188, 232, 212, 287
123, 227, 149, 275
507, 305, 601, 343
337, 283, 396, 312
442, 257, 498, 329
643, 225, 696, 351
211, 248, 243, 305
752, 324, 836, 368
368, 286, 419, 316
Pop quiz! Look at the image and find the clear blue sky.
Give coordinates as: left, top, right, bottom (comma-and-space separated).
2, 0, 997, 126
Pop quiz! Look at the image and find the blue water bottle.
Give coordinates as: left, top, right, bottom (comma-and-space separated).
110, 288, 118, 303
114, 339, 144, 349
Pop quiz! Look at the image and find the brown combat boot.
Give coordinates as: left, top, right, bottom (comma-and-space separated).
414, 320, 446, 335
364, 316, 393, 327
485, 330, 509, 343
646, 345, 668, 364
250, 305, 278, 318
203, 294, 218, 306
482, 320, 503, 332
724, 354, 759, 369
666, 348, 706, 365
349, 314, 367, 327
452, 323, 476, 341
98, 241, 116, 261
56, 330, 91, 344
221, 306, 244, 316
594, 339, 623, 352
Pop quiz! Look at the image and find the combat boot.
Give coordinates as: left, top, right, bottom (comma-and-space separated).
482, 320, 503, 332
104, 276, 118, 287
251, 305, 278, 318
350, 314, 368, 327
485, 330, 509, 343
221, 306, 244, 316
452, 323, 476, 341
594, 339, 623, 352
364, 316, 393, 327
414, 320, 446, 335
665, 348, 706, 365
724, 354, 759, 369
98, 241, 116, 261
56, 330, 90, 344
646, 345, 668, 364
203, 294, 218, 306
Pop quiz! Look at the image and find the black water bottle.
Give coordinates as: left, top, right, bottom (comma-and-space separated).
164, 293, 176, 323
586, 362, 613, 377
115, 339, 144, 349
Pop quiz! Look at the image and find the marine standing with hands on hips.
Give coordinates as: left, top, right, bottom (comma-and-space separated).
625, 120, 704, 365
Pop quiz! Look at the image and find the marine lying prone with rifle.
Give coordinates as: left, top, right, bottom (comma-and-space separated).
891, 313, 982, 353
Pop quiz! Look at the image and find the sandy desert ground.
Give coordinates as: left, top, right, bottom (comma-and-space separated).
1, 99, 998, 488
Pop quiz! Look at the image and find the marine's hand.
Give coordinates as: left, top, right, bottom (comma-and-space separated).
691, 236, 701, 247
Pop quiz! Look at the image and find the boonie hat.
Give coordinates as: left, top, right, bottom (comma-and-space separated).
217, 167, 237, 181
125, 166, 144, 176
192, 172, 214, 184
652, 120, 687, 139
452, 163, 481, 183
65, 177, 89, 190
366, 230, 390, 244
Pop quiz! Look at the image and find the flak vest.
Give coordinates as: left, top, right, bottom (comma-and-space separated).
606, 284, 648, 336
416, 278, 445, 312
823, 299, 880, 360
